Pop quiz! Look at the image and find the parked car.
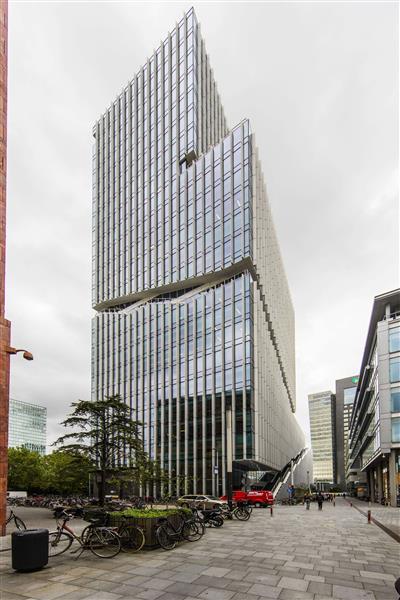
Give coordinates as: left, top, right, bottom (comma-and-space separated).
220, 490, 274, 507
177, 495, 228, 509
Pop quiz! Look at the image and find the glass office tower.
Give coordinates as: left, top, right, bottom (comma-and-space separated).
8, 399, 47, 456
92, 8, 305, 495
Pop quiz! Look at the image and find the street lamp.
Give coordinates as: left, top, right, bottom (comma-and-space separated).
5, 347, 33, 361
1, 345, 33, 536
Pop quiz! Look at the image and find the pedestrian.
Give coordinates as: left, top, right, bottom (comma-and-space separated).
316, 491, 324, 510
304, 492, 311, 510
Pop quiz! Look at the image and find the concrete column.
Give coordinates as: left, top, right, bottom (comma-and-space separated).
367, 469, 374, 501
376, 462, 383, 502
389, 450, 397, 508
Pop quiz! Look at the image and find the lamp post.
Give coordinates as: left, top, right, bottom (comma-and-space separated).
226, 404, 233, 510
0, 347, 33, 536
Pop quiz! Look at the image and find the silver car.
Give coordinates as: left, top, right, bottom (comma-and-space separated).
177, 494, 227, 510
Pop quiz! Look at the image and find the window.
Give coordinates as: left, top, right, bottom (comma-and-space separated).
344, 387, 356, 405
391, 388, 400, 413
392, 417, 400, 443
389, 327, 400, 353
390, 357, 400, 383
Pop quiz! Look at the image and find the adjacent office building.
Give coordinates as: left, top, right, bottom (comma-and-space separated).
308, 391, 336, 485
8, 399, 47, 456
91, 8, 306, 495
335, 375, 358, 489
348, 289, 400, 507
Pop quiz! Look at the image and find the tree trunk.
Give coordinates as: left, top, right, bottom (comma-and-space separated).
99, 469, 106, 506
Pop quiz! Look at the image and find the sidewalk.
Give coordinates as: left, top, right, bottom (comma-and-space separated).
0, 498, 399, 600
347, 498, 400, 538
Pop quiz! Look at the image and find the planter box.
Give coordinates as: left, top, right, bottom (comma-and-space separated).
108, 512, 186, 550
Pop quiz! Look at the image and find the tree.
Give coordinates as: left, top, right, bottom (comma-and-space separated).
8, 447, 44, 493
43, 451, 94, 496
53, 395, 145, 505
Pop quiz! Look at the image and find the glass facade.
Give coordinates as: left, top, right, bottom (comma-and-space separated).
392, 418, 400, 443
391, 388, 400, 413
390, 357, 400, 383
308, 392, 335, 483
8, 399, 47, 456
92, 8, 305, 495
389, 326, 400, 353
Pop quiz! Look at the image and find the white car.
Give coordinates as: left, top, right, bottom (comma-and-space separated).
177, 494, 227, 509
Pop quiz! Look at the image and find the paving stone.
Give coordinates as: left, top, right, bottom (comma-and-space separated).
198, 589, 236, 600
193, 575, 229, 589
136, 589, 165, 600
246, 583, 280, 598
26, 583, 82, 600
159, 582, 206, 597
307, 581, 333, 595
332, 584, 375, 599
81, 594, 123, 600
277, 576, 308, 592
278, 591, 314, 600
201, 567, 231, 578
360, 571, 396, 582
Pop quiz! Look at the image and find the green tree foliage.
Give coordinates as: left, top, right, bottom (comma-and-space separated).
43, 452, 93, 496
8, 447, 44, 493
7, 448, 93, 495
53, 395, 145, 505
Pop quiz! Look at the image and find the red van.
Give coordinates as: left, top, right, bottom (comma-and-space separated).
220, 490, 274, 507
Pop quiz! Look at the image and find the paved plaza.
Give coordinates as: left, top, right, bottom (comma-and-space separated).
0, 499, 399, 600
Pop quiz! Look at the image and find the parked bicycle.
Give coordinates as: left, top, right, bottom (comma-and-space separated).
48, 510, 121, 559
156, 512, 205, 550
6, 510, 26, 531
192, 507, 224, 528
111, 516, 145, 553
221, 502, 252, 521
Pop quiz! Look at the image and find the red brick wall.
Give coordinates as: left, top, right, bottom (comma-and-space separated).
0, 0, 10, 537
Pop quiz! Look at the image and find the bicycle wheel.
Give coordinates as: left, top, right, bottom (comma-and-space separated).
14, 516, 26, 531
234, 508, 250, 521
80, 524, 94, 545
210, 516, 224, 528
156, 524, 176, 550
182, 520, 203, 541
48, 531, 73, 556
119, 525, 145, 553
89, 528, 121, 558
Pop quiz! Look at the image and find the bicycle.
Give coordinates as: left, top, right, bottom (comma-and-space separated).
48, 510, 121, 559
221, 502, 251, 521
111, 516, 145, 553
6, 510, 26, 531
192, 507, 224, 528
156, 512, 205, 550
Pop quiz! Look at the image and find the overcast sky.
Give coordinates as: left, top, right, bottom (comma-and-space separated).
6, 1, 398, 449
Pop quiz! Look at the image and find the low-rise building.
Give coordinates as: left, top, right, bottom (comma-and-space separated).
348, 289, 400, 506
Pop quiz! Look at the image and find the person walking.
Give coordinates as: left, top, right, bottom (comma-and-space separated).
304, 492, 311, 510
316, 491, 324, 510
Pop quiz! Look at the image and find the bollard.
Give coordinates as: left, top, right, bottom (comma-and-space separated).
270, 505, 273, 517
367, 510, 371, 524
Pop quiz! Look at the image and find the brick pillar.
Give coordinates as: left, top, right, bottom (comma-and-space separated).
0, 0, 9, 537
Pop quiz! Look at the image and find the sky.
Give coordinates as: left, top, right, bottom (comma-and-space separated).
5, 1, 398, 450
